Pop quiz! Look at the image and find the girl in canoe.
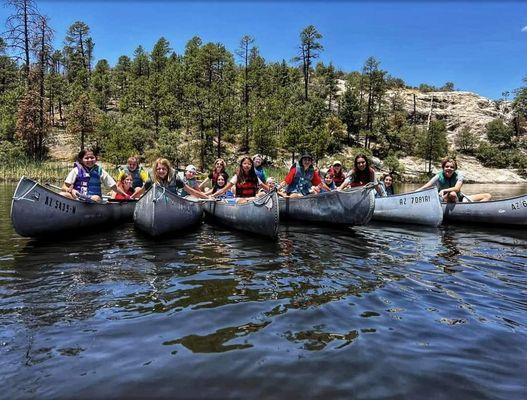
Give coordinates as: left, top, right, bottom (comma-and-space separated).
61, 148, 130, 202
178, 164, 203, 197
205, 172, 234, 198
417, 158, 491, 203
327, 160, 346, 187
112, 173, 141, 200
279, 153, 330, 197
320, 172, 337, 193
116, 156, 149, 197
213, 156, 270, 201
378, 174, 395, 197
253, 154, 268, 183
152, 158, 209, 199
199, 158, 228, 190
337, 154, 383, 195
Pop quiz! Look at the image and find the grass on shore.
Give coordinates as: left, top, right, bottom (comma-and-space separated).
0, 161, 72, 183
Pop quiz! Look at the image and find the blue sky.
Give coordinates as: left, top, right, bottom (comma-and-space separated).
2, 0, 527, 99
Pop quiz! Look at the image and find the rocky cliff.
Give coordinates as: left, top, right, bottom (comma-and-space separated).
337, 80, 513, 142
386, 89, 513, 142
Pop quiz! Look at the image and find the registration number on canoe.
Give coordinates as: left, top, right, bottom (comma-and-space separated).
511, 200, 527, 211
399, 195, 431, 206
45, 196, 76, 214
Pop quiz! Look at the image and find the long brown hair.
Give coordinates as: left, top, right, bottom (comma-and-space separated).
153, 158, 174, 184
236, 156, 258, 184
350, 154, 375, 184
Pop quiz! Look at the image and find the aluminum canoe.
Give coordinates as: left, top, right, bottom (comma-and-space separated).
373, 187, 443, 227
203, 191, 280, 238
10, 176, 136, 237
442, 194, 527, 226
133, 184, 203, 236
278, 186, 375, 225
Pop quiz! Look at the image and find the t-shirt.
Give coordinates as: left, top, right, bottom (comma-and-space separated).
65, 166, 116, 188
429, 171, 464, 189
229, 175, 263, 185
284, 167, 322, 186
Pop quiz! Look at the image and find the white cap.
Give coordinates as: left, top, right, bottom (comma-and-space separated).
185, 164, 197, 173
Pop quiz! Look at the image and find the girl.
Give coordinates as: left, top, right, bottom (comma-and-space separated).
112, 173, 141, 200
417, 158, 491, 203
379, 174, 395, 197
61, 148, 129, 202
213, 156, 269, 200
253, 154, 268, 183
199, 158, 228, 190
152, 158, 209, 199
205, 172, 234, 198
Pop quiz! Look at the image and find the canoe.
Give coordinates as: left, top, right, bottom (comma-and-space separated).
203, 191, 279, 238
442, 194, 527, 226
133, 184, 203, 236
373, 187, 443, 226
10, 176, 136, 237
278, 185, 375, 225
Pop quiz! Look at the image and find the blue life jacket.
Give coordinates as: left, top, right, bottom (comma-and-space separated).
288, 162, 315, 196
320, 181, 336, 193
73, 162, 102, 196
122, 166, 145, 189
254, 166, 267, 183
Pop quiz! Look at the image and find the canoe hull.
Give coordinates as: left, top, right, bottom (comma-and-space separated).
278, 187, 375, 225
10, 176, 136, 237
133, 184, 203, 236
442, 194, 527, 226
373, 187, 443, 227
203, 192, 280, 238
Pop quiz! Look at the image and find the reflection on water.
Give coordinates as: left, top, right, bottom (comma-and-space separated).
1, 184, 527, 399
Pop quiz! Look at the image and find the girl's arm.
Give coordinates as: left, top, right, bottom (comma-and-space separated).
110, 184, 131, 199
199, 177, 210, 190
184, 184, 211, 199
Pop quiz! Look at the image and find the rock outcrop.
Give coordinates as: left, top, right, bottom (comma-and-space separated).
386, 89, 513, 142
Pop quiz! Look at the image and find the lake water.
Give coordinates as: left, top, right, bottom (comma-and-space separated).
1, 183, 526, 399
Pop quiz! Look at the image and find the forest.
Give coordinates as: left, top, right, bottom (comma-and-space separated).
1, 0, 526, 176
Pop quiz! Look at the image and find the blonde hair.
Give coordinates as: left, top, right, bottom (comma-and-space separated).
153, 158, 174, 184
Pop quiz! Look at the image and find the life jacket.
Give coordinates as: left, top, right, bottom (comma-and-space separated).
288, 162, 315, 195
121, 165, 145, 189
235, 174, 258, 198
254, 166, 267, 183
73, 162, 102, 196
437, 171, 463, 200
329, 167, 345, 187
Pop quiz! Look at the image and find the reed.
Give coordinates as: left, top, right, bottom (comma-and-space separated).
0, 161, 72, 183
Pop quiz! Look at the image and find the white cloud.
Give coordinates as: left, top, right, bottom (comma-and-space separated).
522, 25, 527, 32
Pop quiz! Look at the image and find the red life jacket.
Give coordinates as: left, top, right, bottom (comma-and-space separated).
236, 177, 258, 198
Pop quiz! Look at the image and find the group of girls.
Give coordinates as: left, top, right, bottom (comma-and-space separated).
60, 148, 488, 205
